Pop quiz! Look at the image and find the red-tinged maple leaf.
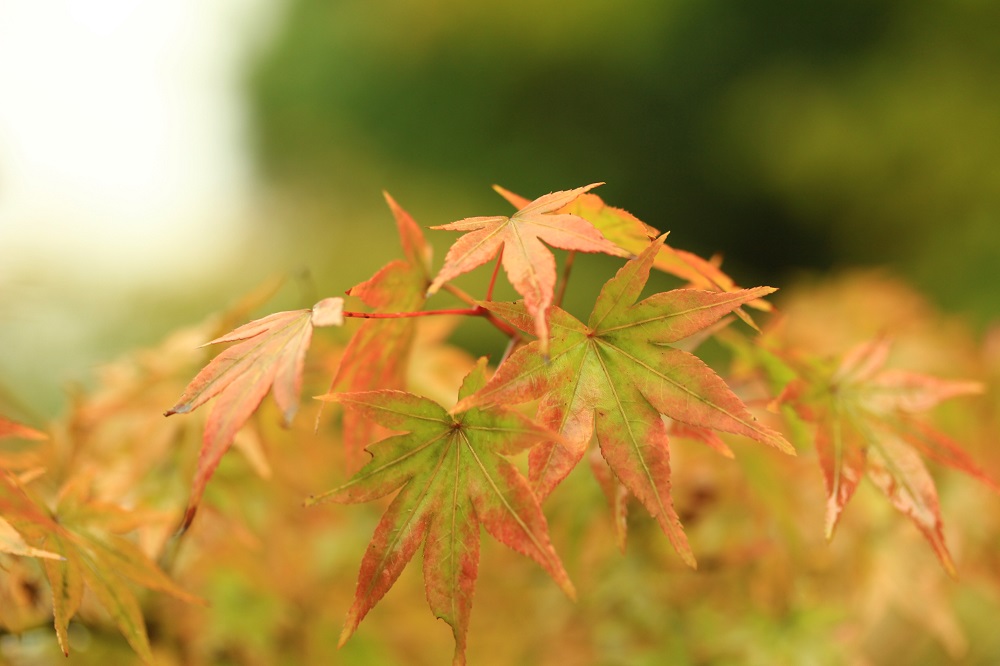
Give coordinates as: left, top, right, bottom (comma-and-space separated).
327, 192, 432, 469
426, 183, 630, 354
454, 237, 793, 567
775, 337, 997, 574
308, 359, 574, 666
166, 296, 345, 529
492, 186, 772, 326
587, 419, 731, 553
0, 416, 46, 441
587, 447, 629, 552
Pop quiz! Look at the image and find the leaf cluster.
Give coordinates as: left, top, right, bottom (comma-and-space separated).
2, 185, 997, 665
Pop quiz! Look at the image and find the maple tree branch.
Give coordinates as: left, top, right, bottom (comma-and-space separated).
555, 251, 576, 308
485, 247, 504, 302
342, 307, 518, 337
441, 283, 521, 338
343, 308, 479, 319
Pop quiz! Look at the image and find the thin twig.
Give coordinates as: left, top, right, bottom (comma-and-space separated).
342, 306, 518, 338
555, 250, 576, 307
485, 248, 504, 302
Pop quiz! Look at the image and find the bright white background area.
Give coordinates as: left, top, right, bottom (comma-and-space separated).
0, 0, 278, 412
0, 0, 275, 281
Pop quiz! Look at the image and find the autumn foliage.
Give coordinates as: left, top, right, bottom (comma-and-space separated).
2, 185, 998, 665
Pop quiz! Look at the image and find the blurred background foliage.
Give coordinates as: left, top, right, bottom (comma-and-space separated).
3, 0, 999, 412
3, 0, 1000, 664
248, 0, 1000, 323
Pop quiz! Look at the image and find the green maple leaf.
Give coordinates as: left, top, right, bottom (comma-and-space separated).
308, 359, 574, 666
454, 236, 793, 565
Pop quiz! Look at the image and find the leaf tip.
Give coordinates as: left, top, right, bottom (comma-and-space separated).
337, 621, 357, 649
176, 505, 198, 535
304, 489, 335, 507
164, 405, 188, 417
561, 578, 578, 602
931, 536, 959, 579
769, 432, 796, 456
942, 556, 958, 579
311, 297, 345, 327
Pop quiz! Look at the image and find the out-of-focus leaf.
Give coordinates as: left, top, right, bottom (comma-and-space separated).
0, 516, 61, 560
34, 489, 203, 661
0, 416, 46, 441
772, 337, 996, 573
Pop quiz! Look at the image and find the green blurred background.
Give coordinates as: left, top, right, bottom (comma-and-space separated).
247, 0, 1000, 316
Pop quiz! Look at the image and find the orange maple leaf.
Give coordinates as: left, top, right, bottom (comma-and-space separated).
426, 183, 630, 353
492, 185, 772, 327
166, 297, 344, 529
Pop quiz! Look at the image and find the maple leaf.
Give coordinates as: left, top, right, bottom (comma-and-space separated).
2, 473, 200, 661
0, 516, 62, 560
166, 296, 345, 529
0, 416, 46, 441
492, 186, 772, 326
0, 472, 62, 560
308, 359, 574, 666
0, 421, 59, 560
328, 192, 432, 469
774, 337, 997, 574
426, 183, 630, 353
42, 503, 201, 661
454, 237, 793, 566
